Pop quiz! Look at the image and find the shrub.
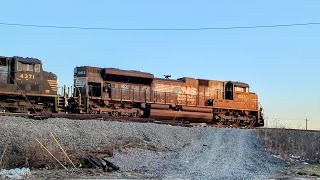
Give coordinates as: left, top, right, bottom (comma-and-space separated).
257, 128, 320, 163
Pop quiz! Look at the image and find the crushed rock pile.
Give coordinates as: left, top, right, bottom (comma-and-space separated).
0, 117, 284, 179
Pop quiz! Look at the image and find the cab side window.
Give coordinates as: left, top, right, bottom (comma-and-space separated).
27, 64, 34, 72
17, 62, 41, 72
23, 64, 28, 71
17, 62, 23, 71
34, 64, 40, 72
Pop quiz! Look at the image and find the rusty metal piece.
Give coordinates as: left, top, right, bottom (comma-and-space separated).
150, 104, 170, 110
181, 106, 213, 113
149, 109, 213, 123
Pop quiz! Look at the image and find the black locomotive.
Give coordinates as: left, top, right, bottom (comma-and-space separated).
0, 56, 57, 113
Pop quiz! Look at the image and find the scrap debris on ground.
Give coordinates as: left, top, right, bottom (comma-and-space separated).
0, 117, 284, 179
83, 156, 120, 172
0, 168, 31, 180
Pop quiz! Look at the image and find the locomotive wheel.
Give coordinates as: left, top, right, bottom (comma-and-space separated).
216, 120, 222, 126
216, 118, 224, 126
251, 120, 256, 126
226, 119, 232, 126
247, 120, 256, 128
232, 120, 240, 128
235, 119, 241, 126
111, 111, 119, 117
90, 110, 98, 114
232, 123, 239, 128
221, 118, 227, 125
0, 108, 5, 113
132, 112, 139, 118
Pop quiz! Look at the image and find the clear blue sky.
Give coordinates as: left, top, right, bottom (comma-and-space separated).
0, 1, 319, 130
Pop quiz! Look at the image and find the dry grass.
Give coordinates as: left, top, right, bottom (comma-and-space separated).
1, 139, 73, 169
0, 139, 114, 169
257, 128, 320, 163
111, 137, 173, 153
287, 164, 320, 178
0, 136, 168, 169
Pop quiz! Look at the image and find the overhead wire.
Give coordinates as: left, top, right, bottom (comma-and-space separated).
0, 22, 320, 31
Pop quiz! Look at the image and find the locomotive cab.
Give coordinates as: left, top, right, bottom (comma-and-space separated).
15, 57, 42, 88
225, 81, 250, 100
13, 57, 57, 95
0, 56, 58, 113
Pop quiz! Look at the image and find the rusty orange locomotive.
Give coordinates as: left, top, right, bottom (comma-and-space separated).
68, 66, 264, 127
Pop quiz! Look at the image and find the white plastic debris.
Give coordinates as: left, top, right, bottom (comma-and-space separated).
0, 168, 31, 179
291, 155, 301, 160
272, 155, 281, 159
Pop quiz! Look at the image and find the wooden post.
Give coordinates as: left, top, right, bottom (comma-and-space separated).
50, 133, 77, 169
36, 139, 68, 170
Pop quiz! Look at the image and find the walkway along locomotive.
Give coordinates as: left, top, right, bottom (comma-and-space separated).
68, 66, 264, 127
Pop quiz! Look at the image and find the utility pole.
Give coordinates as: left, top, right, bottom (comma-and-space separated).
306, 118, 309, 130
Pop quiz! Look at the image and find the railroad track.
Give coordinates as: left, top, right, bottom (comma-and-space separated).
2, 113, 315, 131
0, 112, 256, 129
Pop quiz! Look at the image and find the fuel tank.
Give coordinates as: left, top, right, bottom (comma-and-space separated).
181, 106, 213, 113
149, 109, 213, 123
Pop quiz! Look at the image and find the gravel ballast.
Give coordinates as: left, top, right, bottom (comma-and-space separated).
0, 117, 284, 179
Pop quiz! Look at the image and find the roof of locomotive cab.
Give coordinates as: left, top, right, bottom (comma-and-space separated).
13, 56, 42, 64
229, 81, 250, 88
